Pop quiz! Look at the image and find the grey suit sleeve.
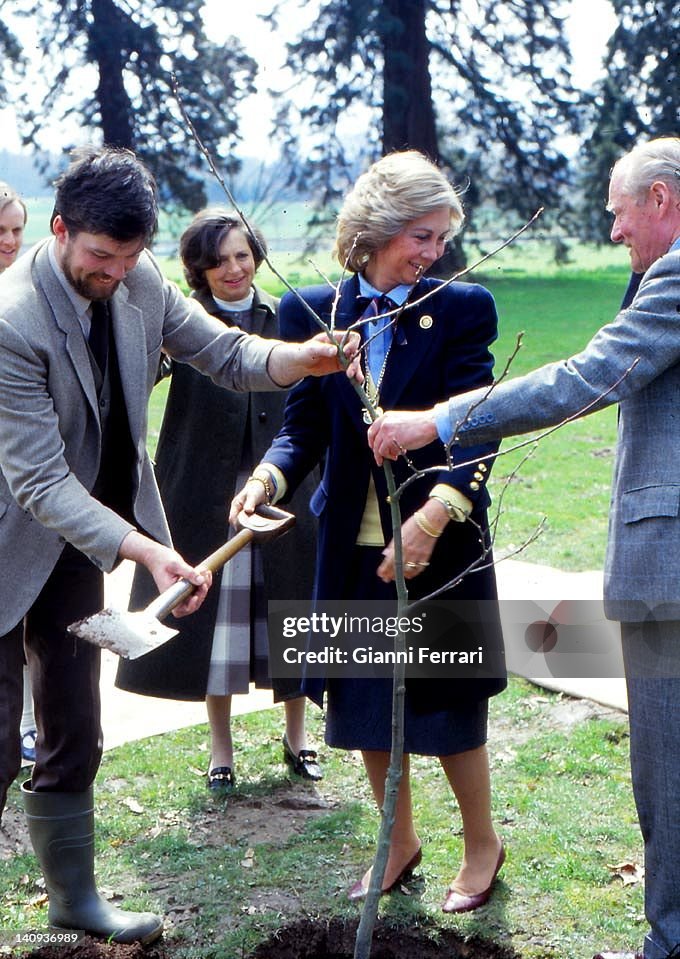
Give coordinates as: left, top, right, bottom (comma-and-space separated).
438, 251, 680, 446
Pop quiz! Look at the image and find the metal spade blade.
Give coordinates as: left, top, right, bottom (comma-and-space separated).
67, 504, 295, 658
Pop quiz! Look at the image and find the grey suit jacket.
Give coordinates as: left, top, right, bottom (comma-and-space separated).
0, 240, 279, 634
438, 246, 680, 621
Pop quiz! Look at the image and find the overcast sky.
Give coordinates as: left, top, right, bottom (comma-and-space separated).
1, 0, 617, 159
203, 0, 618, 153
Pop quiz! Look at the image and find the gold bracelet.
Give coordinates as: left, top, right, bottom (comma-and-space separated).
414, 509, 442, 538
430, 494, 466, 523
247, 472, 272, 503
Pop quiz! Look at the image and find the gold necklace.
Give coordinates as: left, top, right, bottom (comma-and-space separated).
361, 324, 394, 425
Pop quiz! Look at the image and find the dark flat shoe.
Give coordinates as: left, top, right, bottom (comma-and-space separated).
441, 844, 505, 913
348, 846, 423, 901
207, 765, 235, 792
283, 735, 323, 781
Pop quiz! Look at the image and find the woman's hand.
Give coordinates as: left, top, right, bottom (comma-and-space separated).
377, 499, 449, 583
229, 475, 269, 526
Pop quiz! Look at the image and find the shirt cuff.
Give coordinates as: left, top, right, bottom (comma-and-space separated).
429, 483, 472, 522
434, 401, 454, 444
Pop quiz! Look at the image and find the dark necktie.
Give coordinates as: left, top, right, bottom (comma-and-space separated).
88, 300, 110, 376
358, 295, 395, 384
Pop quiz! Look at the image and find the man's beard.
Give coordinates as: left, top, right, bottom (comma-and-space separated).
61, 250, 120, 301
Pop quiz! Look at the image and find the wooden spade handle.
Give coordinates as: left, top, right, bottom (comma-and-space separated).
146, 528, 255, 621
198, 528, 255, 573
144, 506, 295, 623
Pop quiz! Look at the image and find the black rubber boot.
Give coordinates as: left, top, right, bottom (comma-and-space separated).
21, 781, 163, 944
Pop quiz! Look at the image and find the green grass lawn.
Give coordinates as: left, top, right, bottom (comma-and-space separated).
481, 267, 626, 571
0, 678, 642, 958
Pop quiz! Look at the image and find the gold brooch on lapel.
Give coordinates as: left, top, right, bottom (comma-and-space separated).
419, 315, 433, 329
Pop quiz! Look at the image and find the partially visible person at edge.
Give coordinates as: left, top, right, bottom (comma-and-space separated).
231, 150, 507, 912
0, 146, 356, 945
0, 182, 37, 770
0, 181, 26, 271
116, 209, 322, 789
368, 137, 680, 959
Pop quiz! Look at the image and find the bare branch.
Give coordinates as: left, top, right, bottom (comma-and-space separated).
442, 330, 525, 469
402, 210, 543, 314
485, 443, 538, 544
390, 353, 640, 509
171, 75, 337, 340
407, 514, 546, 610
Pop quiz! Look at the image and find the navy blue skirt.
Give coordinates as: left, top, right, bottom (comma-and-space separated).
322, 546, 497, 756
325, 676, 488, 755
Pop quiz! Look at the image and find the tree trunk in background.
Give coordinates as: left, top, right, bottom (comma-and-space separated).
380, 0, 439, 160
378, 0, 465, 271
89, 0, 135, 148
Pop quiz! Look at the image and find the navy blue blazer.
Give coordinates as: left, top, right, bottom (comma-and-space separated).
265, 274, 501, 605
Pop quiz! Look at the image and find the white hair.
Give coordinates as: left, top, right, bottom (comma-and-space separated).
613, 137, 680, 199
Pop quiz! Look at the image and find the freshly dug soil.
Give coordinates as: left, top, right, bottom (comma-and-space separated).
12, 919, 520, 959
11, 937, 170, 959
248, 917, 521, 959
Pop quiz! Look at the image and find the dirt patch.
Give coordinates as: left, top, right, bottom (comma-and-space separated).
186, 785, 335, 848
0, 803, 31, 861
9, 921, 520, 959
0, 784, 332, 866
248, 917, 520, 959
489, 690, 624, 748
10, 937, 170, 959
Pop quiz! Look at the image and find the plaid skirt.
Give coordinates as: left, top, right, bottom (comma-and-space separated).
206, 469, 271, 696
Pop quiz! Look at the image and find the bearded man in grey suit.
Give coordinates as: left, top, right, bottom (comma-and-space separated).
368, 137, 680, 959
0, 146, 354, 944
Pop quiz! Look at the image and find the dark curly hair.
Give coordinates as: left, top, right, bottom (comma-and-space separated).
179, 208, 267, 292
51, 146, 158, 243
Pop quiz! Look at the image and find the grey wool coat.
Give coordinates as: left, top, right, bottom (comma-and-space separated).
438, 245, 680, 622
116, 286, 317, 701
0, 241, 280, 636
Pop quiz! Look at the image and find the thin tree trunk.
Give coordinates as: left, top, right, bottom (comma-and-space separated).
353, 461, 408, 959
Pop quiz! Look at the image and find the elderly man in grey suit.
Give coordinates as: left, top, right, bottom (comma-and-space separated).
0, 146, 355, 944
368, 137, 680, 959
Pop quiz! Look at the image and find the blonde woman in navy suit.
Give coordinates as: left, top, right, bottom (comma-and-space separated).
232, 151, 506, 912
